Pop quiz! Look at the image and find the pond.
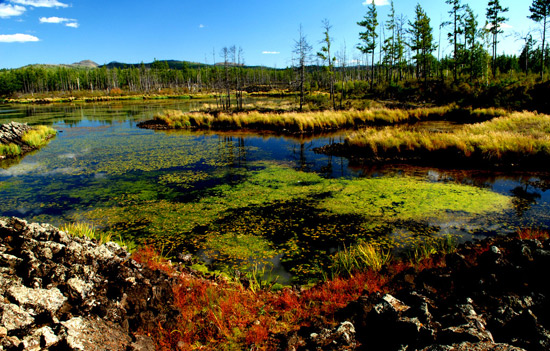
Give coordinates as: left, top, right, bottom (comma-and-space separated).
1, 99, 550, 284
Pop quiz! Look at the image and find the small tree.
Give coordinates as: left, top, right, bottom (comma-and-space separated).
486, 0, 509, 76
293, 25, 312, 111
358, 0, 379, 90
408, 4, 436, 82
317, 19, 336, 109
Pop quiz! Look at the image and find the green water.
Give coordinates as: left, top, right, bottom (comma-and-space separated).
1, 100, 547, 283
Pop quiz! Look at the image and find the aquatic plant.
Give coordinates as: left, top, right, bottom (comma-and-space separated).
330, 241, 392, 277
404, 235, 459, 264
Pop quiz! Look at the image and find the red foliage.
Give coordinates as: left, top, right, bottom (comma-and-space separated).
131, 246, 172, 273
518, 228, 549, 241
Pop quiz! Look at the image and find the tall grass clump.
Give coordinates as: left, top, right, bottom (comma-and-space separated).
0, 143, 21, 157
330, 241, 392, 278
60, 222, 112, 244
21, 125, 57, 148
404, 235, 458, 264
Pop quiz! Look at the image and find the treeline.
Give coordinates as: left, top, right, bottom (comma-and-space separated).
1, 0, 549, 112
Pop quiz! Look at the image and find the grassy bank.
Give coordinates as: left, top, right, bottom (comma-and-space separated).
342, 111, 550, 166
146, 105, 507, 133
0, 125, 56, 158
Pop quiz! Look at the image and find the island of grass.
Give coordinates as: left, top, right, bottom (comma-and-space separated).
0, 122, 57, 159
317, 111, 550, 169
137, 105, 507, 133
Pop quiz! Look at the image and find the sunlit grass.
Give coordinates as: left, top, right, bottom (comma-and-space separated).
60, 222, 110, 243
21, 125, 57, 148
345, 111, 550, 162
151, 105, 507, 133
0, 143, 21, 157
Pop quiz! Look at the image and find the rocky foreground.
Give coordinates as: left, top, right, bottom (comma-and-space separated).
1, 217, 550, 350
0, 217, 180, 351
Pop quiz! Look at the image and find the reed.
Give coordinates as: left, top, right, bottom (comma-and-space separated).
404, 235, 458, 264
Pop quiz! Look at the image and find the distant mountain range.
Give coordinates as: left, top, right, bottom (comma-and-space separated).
19, 59, 276, 70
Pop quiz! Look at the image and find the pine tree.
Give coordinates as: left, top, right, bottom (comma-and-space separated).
445, 0, 465, 80
529, 0, 550, 79
408, 4, 436, 81
383, 0, 397, 83
358, 0, 379, 90
317, 19, 336, 109
486, 0, 509, 76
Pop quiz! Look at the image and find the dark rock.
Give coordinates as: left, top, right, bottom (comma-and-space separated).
0, 217, 180, 350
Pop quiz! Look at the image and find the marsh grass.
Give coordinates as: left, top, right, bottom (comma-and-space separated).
345, 111, 550, 163
404, 235, 458, 264
330, 241, 392, 278
517, 228, 550, 240
21, 125, 57, 148
151, 105, 507, 133
0, 143, 21, 157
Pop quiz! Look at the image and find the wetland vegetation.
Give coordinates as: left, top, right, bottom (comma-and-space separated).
1, 100, 547, 285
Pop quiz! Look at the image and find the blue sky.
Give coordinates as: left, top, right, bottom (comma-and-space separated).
0, 0, 538, 69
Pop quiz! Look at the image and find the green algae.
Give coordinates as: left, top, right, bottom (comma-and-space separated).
77, 162, 510, 281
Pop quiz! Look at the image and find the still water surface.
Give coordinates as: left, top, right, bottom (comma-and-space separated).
1, 100, 549, 282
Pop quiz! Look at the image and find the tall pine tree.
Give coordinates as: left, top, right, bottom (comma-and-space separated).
529, 0, 550, 79
486, 0, 509, 76
358, 0, 379, 90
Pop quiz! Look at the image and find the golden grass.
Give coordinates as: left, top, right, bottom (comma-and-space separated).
21, 125, 57, 148
152, 105, 507, 133
345, 111, 550, 161
0, 143, 22, 157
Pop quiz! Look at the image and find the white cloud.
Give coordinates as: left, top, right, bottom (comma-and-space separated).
0, 4, 26, 18
262, 51, 280, 55
39, 16, 79, 27
0, 33, 40, 43
362, 0, 389, 5
199, 24, 205, 28
39, 16, 68, 23
9, 0, 68, 8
